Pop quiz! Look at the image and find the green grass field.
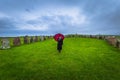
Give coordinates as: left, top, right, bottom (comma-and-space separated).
0, 38, 120, 80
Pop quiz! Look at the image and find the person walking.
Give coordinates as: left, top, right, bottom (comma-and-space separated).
57, 37, 63, 53
54, 33, 64, 53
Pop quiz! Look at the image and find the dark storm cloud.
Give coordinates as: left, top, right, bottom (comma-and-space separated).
0, 0, 120, 36
0, 17, 16, 30
87, 2, 120, 34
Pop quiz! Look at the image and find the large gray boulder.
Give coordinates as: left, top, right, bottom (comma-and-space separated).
0, 38, 10, 49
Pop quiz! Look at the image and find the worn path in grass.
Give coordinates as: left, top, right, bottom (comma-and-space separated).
0, 38, 120, 80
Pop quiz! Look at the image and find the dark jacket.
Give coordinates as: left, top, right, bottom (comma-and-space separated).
57, 38, 63, 50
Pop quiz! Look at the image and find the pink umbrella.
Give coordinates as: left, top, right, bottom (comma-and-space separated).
54, 33, 64, 41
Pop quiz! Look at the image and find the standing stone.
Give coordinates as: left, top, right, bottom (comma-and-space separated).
99, 36, 102, 39
101, 36, 105, 40
87, 35, 90, 38
90, 35, 92, 38
30, 37, 33, 43
107, 36, 117, 47
24, 35, 29, 44
13, 37, 21, 46
0, 38, 10, 49
116, 39, 120, 48
34, 36, 38, 42
119, 40, 120, 49
43, 36, 46, 40
99, 35, 104, 40
40, 36, 44, 41
96, 35, 100, 39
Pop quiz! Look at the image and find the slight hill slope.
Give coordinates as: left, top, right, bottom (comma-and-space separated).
0, 38, 120, 80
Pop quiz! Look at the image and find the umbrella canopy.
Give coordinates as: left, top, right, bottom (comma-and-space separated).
54, 33, 64, 41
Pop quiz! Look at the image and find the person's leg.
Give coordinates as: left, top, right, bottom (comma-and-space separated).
59, 49, 61, 53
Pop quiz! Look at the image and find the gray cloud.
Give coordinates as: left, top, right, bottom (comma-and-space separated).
0, 17, 16, 30
0, 0, 120, 36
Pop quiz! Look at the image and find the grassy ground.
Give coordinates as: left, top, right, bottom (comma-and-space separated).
0, 38, 120, 80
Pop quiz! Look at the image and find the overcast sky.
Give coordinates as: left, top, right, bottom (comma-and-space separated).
0, 0, 120, 36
